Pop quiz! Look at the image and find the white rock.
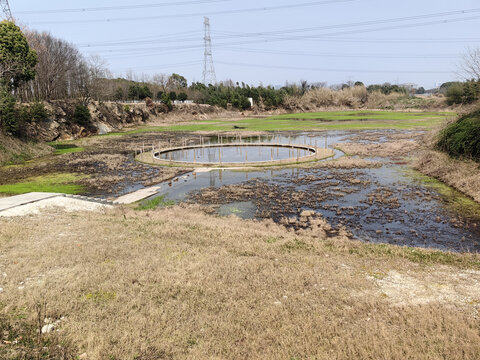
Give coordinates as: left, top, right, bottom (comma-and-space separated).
0, 288, 3, 293
41, 324, 55, 334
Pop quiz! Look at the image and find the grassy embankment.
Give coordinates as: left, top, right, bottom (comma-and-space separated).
415, 108, 480, 203
0, 173, 86, 195
103, 110, 455, 135
437, 109, 480, 161
2, 206, 480, 359
0, 133, 54, 166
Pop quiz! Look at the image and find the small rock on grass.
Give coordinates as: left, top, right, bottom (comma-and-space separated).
41, 324, 55, 334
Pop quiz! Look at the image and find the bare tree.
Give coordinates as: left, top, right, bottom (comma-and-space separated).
152, 73, 169, 93
460, 47, 480, 80
19, 30, 111, 103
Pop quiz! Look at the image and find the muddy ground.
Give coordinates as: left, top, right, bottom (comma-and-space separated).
180, 130, 480, 252
2, 128, 480, 253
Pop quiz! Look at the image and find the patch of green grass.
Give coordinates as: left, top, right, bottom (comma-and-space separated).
48, 143, 85, 155
103, 111, 455, 135
5, 152, 33, 165
270, 110, 453, 121
282, 238, 313, 252
404, 169, 480, 217
135, 195, 176, 210
0, 173, 87, 195
264, 236, 280, 244
85, 291, 116, 303
348, 243, 480, 269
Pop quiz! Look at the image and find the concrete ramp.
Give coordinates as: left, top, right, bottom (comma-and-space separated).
0, 192, 113, 217
0, 192, 62, 212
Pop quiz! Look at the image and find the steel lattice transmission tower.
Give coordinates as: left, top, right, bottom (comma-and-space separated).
202, 17, 216, 85
0, 0, 14, 22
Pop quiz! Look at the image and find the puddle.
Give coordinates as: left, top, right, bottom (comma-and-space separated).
218, 201, 257, 219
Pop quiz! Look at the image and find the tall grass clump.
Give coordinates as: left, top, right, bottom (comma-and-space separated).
284, 86, 405, 111
437, 107, 480, 161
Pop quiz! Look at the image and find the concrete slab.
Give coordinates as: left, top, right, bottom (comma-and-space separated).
114, 185, 163, 205
0, 192, 63, 212
0, 197, 112, 217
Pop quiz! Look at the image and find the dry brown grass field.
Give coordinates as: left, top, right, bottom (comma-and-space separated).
2, 205, 480, 359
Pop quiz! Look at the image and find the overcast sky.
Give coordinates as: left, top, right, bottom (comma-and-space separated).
10, 0, 480, 88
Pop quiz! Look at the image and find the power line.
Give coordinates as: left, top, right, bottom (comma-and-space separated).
211, 8, 480, 38
216, 47, 459, 59
113, 60, 203, 73
16, 0, 232, 14
75, 8, 480, 51
79, 32, 201, 48
26, 0, 357, 25
79, 14, 480, 57
215, 61, 453, 74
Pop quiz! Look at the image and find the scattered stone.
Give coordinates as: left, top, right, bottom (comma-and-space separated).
41, 324, 55, 334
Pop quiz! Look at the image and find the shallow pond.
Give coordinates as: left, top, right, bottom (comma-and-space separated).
140, 130, 480, 253
157, 145, 313, 163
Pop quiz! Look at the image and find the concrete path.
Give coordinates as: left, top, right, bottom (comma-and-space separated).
0, 192, 113, 217
0, 192, 62, 212
114, 185, 164, 205
114, 174, 192, 204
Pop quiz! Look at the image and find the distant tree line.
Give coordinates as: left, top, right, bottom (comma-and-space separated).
441, 80, 480, 105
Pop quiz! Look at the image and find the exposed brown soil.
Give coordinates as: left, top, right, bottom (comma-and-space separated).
335, 139, 419, 157
0, 132, 198, 195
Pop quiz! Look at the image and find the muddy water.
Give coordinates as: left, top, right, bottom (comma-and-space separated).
144, 131, 480, 253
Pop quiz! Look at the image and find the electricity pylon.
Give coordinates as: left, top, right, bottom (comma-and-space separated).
0, 0, 13, 22
202, 17, 216, 85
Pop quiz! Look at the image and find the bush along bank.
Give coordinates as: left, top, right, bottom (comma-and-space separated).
437, 108, 480, 161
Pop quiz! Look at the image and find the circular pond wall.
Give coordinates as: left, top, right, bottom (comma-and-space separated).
152, 143, 323, 167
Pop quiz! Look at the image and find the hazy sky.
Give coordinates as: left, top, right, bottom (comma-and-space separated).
10, 0, 480, 88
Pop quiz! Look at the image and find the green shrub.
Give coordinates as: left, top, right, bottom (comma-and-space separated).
29, 102, 48, 121
437, 110, 480, 161
178, 92, 188, 102
446, 81, 480, 105
446, 84, 465, 105
0, 89, 17, 134
169, 91, 177, 101
72, 104, 92, 126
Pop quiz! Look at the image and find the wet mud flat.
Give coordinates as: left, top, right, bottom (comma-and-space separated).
0, 132, 202, 197
151, 130, 480, 253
